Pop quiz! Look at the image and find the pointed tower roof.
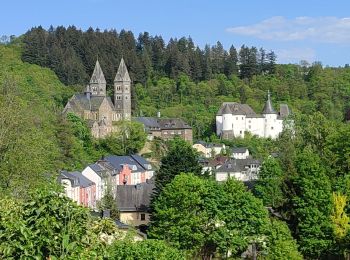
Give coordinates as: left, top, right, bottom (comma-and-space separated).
90, 60, 106, 84
262, 90, 277, 114
222, 104, 232, 115
114, 58, 131, 82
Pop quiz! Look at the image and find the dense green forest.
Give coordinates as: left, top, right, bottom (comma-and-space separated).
1, 26, 350, 259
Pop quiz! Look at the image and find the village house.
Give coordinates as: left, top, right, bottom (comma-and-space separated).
135, 116, 193, 143
82, 155, 154, 203
199, 155, 229, 174
215, 158, 261, 182
192, 141, 226, 158
59, 171, 96, 208
216, 91, 291, 139
63, 58, 131, 138
116, 180, 154, 227
231, 147, 250, 159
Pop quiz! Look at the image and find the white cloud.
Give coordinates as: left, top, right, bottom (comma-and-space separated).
276, 48, 316, 64
226, 16, 350, 43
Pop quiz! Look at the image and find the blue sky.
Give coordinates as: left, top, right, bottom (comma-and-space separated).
2, 0, 350, 66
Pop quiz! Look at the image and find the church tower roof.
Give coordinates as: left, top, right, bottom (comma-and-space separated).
114, 58, 131, 82
90, 59, 106, 84
262, 90, 277, 114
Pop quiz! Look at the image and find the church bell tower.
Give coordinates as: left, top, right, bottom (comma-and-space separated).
114, 58, 131, 119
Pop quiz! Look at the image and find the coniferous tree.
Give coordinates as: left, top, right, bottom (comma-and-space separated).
224, 45, 238, 76
153, 137, 202, 193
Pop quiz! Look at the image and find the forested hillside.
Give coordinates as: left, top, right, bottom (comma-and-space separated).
0, 44, 147, 196
21, 26, 350, 140
0, 44, 73, 194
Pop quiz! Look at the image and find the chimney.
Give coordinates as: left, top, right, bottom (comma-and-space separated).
157, 111, 161, 118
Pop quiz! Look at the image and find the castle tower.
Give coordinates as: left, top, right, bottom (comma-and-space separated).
262, 90, 278, 138
89, 60, 106, 96
114, 58, 131, 119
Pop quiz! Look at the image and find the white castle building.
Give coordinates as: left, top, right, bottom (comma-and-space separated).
216, 92, 291, 139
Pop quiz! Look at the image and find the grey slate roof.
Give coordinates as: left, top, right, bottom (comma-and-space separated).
195, 141, 224, 149
88, 163, 107, 177
135, 117, 192, 130
216, 158, 261, 173
130, 154, 152, 169
217, 102, 258, 116
116, 180, 155, 212
114, 58, 131, 82
103, 155, 153, 173
222, 104, 232, 114
279, 104, 290, 118
59, 171, 94, 188
262, 91, 277, 114
232, 147, 248, 153
90, 60, 106, 84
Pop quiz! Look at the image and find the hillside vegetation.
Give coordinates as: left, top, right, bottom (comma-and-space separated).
21, 27, 350, 140
0, 44, 74, 194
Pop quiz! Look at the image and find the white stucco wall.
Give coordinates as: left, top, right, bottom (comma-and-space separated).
61, 179, 80, 204
82, 166, 104, 201
216, 116, 223, 136
232, 115, 246, 138
217, 110, 286, 139
232, 150, 249, 159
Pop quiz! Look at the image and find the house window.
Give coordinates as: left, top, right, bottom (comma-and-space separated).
242, 117, 244, 120
236, 117, 238, 120
141, 213, 146, 221
125, 96, 128, 100
248, 120, 251, 123
249, 125, 251, 129
271, 127, 274, 130
117, 95, 121, 100
117, 86, 121, 91
240, 130, 242, 134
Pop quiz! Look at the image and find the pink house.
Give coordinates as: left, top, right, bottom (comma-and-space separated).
59, 171, 96, 208
95, 155, 154, 186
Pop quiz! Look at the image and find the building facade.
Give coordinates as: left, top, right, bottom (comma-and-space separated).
215, 158, 261, 182
135, 117, 193, 143
193, 141, 226, 158
116, 180, 154, 227
216, 92, 291, 139
231, 147, 250, 159
59, 171, 96, 208
81, 155, 154, 205
63, 58, 131, 138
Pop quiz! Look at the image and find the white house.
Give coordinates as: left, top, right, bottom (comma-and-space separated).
82, 164, 108, 202
231, 147, 250, 159
59, 171, 81, 204
216, 91, 291, 139
215, 158, 261, 182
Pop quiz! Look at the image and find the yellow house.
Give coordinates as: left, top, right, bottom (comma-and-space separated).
116, 180, 154, 227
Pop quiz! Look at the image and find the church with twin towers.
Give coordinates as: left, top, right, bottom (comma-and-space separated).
63, 58, 131, 138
